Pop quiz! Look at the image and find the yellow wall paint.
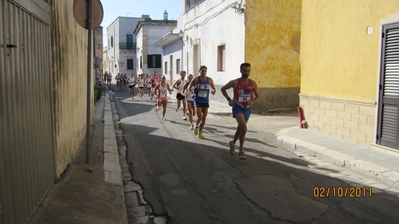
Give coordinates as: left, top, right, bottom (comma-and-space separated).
300, 0, 399, 101
51, 1, 91, 176
245, 0, 302, 88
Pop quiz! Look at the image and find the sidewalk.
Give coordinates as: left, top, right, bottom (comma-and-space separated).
276, 127, 399, 190
201, 95, 399, 190
28, 91, 128, 224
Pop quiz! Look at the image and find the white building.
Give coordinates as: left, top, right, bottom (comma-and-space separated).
102, 47, 107, 73
153, 32, 183, 83
106, 16, 144, 76
154, 0, 246, 101
134, 14, 177, 78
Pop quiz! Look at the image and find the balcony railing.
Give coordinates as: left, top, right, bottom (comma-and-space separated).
119, 42, 136, 50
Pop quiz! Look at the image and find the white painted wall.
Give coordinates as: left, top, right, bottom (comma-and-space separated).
177, 0, 245, 86
135, 23, 177, 76
106, 17, 142, 76
162, 39, 184, 83
136, 29, 144, 74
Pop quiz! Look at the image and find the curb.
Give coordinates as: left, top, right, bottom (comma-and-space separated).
104, 92, 123, 186
108, 89, 168, 224
276, 127, 399, 190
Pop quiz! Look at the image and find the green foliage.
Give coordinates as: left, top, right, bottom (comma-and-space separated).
94, 85, 103, 102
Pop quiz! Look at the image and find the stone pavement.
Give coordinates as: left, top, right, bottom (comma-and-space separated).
28, 88, 399, 223
200, 95, 399, 191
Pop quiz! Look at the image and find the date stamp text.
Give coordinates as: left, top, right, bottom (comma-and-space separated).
313, 186, 372, 198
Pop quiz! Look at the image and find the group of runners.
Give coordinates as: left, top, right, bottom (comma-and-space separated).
147, 63, 260, 160
104, 72, 113, 85
108, 63, 260, 160
110, 72, 161, 101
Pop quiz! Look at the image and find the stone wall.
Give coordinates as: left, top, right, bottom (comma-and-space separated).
300, 94, 376, 146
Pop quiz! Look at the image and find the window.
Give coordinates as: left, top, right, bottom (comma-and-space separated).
165, 62, 168, 74
217, 45, 226, 71
176, 59, 180, 74
111, 36, 113, 47
147, 54, 162, 68
140, 56, 142, 69
127, 59, 133, 70
126, 34, 133, 49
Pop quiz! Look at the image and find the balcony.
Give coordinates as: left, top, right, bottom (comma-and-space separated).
119, 42, 136, 50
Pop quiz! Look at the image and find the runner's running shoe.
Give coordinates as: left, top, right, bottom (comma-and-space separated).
229, 141, 235, 155
238, 151, 246, 160
198, 132, 205, 139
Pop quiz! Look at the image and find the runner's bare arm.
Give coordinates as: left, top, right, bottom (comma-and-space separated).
221, 80, 236, 106
188, 77, 197, 93
249, 81, 261, 107
167, 84, 172, 94
154, 83, 160, 96
210, 78, 216, 95
172, 80, 180, 89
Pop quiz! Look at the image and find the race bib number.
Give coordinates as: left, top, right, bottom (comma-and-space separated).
238, 90, 251, 102
198, 84, 209, 90
160, 89, 167, 97
198, 90, 208, 97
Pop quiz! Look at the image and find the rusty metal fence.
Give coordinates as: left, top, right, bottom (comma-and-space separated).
0, 0, 55, 223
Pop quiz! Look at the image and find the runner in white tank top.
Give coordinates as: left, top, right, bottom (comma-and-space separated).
154, 75, 172, 121
137, 74, 145, 100
173, 71, 187, 120
128, 73, 136, 100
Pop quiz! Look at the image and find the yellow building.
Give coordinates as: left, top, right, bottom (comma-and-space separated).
300, 0, 399, 152
245, 0, 302, 112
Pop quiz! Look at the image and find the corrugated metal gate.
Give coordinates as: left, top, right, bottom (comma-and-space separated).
0, 0, 55, 223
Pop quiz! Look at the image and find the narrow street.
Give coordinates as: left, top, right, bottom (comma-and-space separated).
109, 85, 399, 224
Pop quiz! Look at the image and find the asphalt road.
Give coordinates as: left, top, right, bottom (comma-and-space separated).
109, 85, 399, 224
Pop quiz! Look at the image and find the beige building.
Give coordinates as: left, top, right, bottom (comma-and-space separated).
245, 0, 302, 112
300, 0, 399, 152
94, 26, 103, 80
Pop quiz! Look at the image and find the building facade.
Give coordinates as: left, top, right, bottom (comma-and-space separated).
300, 0, 399, 152
94, 26, 103, 80
107, 16, 143, 76
155, 0, 301, 108
155, 0, 246, 101
134, 15, 177, 76
245, 0, 302, 112
153, 32, 182, 84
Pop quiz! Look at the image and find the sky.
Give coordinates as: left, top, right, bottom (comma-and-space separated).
99, 0, 182, 47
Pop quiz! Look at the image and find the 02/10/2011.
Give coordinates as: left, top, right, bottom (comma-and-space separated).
313, 186, 372, 198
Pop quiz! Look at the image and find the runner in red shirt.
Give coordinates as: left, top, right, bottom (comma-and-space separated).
221, 63, 261, 160
150, 71, 159, 101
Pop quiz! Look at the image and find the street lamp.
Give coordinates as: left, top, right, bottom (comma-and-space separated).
178, 30, 184, 38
